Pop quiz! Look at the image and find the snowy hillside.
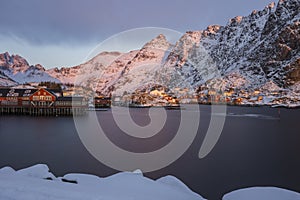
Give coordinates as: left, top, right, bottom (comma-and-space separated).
0, 71, 18, 86
112, 34, 172, 95
46, 51, 123, 85
81, 50, 139, 93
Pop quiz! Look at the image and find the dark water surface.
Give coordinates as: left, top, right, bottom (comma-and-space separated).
0, 105, 299, 200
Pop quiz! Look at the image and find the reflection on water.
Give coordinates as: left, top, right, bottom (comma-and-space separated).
218, 113, 279, 120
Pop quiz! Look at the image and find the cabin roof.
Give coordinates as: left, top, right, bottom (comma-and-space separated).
0, 88, 38, 97
31, 88, 58, 97
0, 88, 84, 101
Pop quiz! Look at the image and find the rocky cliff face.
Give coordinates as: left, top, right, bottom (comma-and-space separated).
168, 0, 300, 91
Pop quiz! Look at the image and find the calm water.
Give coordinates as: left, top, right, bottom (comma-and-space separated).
0, 105, 300, 200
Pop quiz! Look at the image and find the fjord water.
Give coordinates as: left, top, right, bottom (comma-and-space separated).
0, 105, 299, 199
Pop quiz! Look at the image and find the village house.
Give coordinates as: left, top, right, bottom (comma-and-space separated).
94, 96, 111, 108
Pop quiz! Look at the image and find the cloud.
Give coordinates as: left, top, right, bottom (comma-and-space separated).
0, 0, 274, 45
0, 34, 95, 68
0, 0, 274, 68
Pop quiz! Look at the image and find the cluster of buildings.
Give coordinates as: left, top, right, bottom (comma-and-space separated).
197, 86, 300, 106
1, 82, 298, 116
0, 87, 87, 116
111, 88, 180, 107
111, 86, 300, 107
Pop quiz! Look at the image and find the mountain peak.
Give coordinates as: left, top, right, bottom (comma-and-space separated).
0, 52, 12, 66
0, 52, 29, 68
267, 2, 276, 9
11, 54, 29, 67
3, 52, 10, 58
206, 25, 222, 33
229, 16, 243, 25
34, 64, 45, 71
142, 34, 171, 51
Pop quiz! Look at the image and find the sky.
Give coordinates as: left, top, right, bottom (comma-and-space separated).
0, 0, 274, 69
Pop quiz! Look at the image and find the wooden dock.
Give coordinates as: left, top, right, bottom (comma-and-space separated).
0, 106, 87, 116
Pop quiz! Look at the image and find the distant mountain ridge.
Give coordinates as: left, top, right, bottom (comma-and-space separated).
0, 52, 59, 85
0, 0, 299, 97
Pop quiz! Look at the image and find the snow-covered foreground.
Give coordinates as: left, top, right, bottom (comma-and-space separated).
224, 187, 300, 200
0, 164, 204, 200
0, 164, 300, 200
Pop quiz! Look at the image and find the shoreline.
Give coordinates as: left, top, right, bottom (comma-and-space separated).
0, 103, 299, 117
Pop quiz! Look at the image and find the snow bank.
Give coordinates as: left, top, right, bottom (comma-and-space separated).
16, 164, 56, 180
0, 164, 205, 200
1, 165, 300, 200
223, 187, 300, 200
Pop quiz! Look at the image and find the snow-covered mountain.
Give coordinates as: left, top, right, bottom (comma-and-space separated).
47, 34, 172, 95
50, 0, 300, 95
46, 51, 123, 85
168, 0, 300, 91
1, 0, 299, 99
0, 52, 59, 84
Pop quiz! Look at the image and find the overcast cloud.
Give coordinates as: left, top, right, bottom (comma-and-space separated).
0, 0, 274, 68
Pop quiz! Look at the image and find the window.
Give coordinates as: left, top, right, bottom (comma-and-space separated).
22, 101, 29, 105
33, 96, 39, 101
45, 96, 52, 101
